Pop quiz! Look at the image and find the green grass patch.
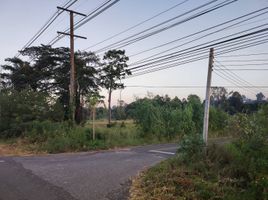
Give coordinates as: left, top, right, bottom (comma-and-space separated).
130, 140, 268, 200
14, 120, 179, 154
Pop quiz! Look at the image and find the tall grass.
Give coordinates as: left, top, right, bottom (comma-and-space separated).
22, 120, 177, 153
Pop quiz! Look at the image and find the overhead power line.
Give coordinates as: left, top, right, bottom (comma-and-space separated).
129, 6, 268, 59
125, 85, 268, 89
129, 21, 268, 67
215, 59, 268, 94
213, 70, 257, 95
48, 0, 120, 46
84, 0, 191, 50
218, 63, 268, 66
214, 62, 259, 93
217, 59, 268, 62
124, 85, 268, 89
213, 36, 268, 55
224, 16, 268, 30
16, 0, 77, 57
94, 0, 238, 53
215, 68, 268, 71
128, 39, 268, 78
126, 28, 268, 78
217, 52, 268, 57
128, 26, 268, 72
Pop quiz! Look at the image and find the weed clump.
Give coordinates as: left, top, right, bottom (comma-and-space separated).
130, 113, 268, 200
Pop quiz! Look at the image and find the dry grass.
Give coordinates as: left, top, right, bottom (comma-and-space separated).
86, 119, 134, 128
129, 173, 147, 200
129, 142, 268, 200
0, 139, 45, 156
129, 158, 195, 200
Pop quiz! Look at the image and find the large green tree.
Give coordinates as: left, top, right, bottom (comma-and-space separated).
1, 58, 40, 91
1, 45, 100, 123
100, 49, 131, 125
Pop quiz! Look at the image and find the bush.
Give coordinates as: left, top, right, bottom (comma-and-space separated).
209, 107, 229, 133
255, 104, 268, 135
0, 89, 64, 138
178, 133, 205, 163
132, 100, 163, 136
132, 138, 268, 200
24, 120, 69, 142
160, 107, 182, 139
42, 127, 107, 153
132, 98, 200, 139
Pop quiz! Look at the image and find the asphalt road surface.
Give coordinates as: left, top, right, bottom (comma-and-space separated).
0, 143, 178, 200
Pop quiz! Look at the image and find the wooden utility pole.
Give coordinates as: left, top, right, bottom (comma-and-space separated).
202, 48, 214, 145
57, 6, 87, 122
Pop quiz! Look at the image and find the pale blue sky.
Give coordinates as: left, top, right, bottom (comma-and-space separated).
1, 0, 268, 105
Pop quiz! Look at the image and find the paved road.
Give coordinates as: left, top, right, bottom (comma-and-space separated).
0, 143, 178, 200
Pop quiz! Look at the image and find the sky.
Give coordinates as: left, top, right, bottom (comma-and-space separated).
1, 0, 268, 105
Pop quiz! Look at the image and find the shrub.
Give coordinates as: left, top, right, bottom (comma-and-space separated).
178, 133, 205, 163
159, 107, 182, 139
180, 105, 196, 135
132, 100, 163, 135
209, 107, 229, 132
132, 98, 198, 139
42, 127, 107, 153
0, 89, 64, 138
25, 120, 69, 143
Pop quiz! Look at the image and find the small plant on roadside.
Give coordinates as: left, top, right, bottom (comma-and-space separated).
178, 133, 205, 164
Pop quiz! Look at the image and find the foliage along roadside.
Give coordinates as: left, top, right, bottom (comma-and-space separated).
1, 89, 267, 154
129, 105, 268, 200
0, 46, 131, 124
1, 120, 181, 154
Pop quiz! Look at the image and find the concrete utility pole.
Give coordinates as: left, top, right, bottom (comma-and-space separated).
57, 6, 87, 122
202, 48, 214, 145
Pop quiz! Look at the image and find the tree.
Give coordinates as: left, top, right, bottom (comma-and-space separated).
74, 51, 100, 123
132, 99, 162, 135
0, 88, 63, 137
210, 87, 228, 109
100, 49, 131, 125
1, 45, 101, 123
228, 91, 243, 114
187, 94, 203, 132
170, 96, 182, 109
113, 100, 127, 120
256, 92, 265, 102
1, 58, 39, 91
209, 107, 228, 132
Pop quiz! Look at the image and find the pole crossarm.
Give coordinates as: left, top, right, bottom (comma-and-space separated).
57, 6, 87, 16
57, 31, 87, 39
